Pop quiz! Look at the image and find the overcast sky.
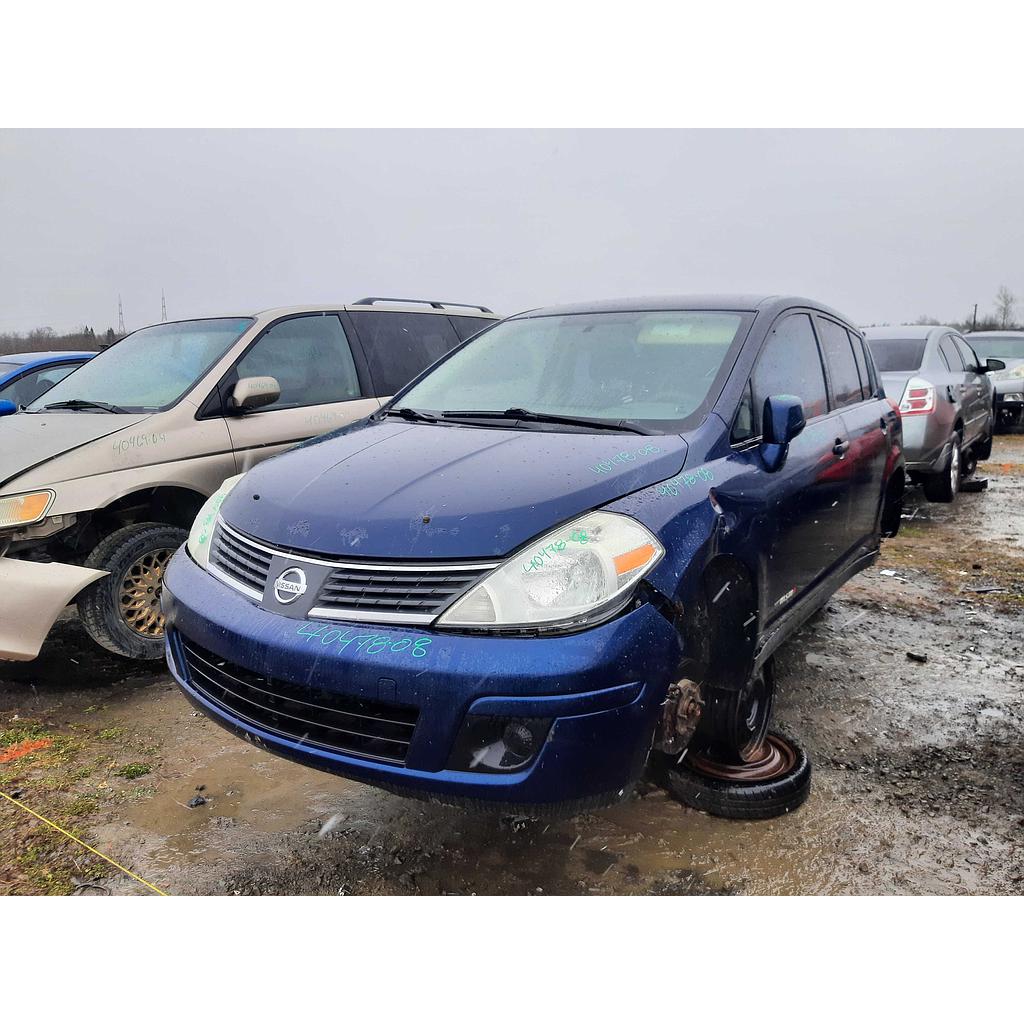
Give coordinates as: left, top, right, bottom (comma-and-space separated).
1, 128, 1021, 335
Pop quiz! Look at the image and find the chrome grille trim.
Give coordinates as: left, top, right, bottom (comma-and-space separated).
216, 517, 499, 573
307, 607, 438, 624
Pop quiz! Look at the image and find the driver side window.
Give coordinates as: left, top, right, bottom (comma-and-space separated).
234, 314, 361, 412
733, 313, 829, 442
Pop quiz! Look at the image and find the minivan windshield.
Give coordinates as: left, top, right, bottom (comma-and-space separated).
397, 311, 748, 432
969, 336, 1024, 360
27, 318, 252, 414
867, 338, 928, 372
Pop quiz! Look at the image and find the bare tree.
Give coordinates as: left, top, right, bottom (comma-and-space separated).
914, 314, 940, 325
994, 285, 1016, 328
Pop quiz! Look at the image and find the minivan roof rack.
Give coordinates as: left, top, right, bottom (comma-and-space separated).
353, 297, 494, 314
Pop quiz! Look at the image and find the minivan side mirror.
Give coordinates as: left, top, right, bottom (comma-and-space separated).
230, 376, 281, 413
0, 399, 17, 417
761, 394, 805, 472
985, 358, 1006, 373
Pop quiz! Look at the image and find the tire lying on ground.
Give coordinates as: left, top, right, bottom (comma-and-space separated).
78, 522, 187, 660
665, 732, 811, 820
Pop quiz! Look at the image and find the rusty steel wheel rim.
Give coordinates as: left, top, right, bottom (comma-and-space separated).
686, 733, 798, 783
119, 547, 174, 637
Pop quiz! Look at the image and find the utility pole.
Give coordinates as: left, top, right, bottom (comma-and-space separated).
117, 295, 126, 335
161, 289, 167, 322
972, 303, 978, 331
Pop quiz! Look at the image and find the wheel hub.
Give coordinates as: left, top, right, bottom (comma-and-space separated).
686, 733, 798, 783
119, 547, 174, 637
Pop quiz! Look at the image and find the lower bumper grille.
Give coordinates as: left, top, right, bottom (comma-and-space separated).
179, 638, 418, 765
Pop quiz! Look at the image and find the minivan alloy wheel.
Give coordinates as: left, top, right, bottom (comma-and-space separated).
119, 547, 174, 637
79, 522, 188, 660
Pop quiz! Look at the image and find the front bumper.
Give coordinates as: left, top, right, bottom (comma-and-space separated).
995, 390, 1024, 422
161, 550, 681, 808
0, 555, 107, 661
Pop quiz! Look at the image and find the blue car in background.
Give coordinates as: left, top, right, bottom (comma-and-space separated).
0, 351, 94, 413
162, 295, 903, 814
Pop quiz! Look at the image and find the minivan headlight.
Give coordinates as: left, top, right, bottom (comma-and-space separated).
0, 489, 55, 530
187, 474, 244, 569
438, 511, 664, 632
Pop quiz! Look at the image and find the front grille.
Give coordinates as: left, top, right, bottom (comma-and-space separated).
209, 516, 497, 625
210, 522, 271, 597
180, 639, 419, 765
314, 564, 490, 621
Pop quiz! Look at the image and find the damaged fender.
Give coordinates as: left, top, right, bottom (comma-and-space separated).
0, 556, 107, 661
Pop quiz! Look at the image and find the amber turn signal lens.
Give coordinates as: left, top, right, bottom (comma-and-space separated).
0, 490, 53, 529
613, 543, 656, 576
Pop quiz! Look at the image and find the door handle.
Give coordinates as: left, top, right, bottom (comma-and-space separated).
833, 438, 850, 458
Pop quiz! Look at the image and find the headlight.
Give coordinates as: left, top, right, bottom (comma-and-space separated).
994, 365, 1024, 381
438, 511, 664, 632
0, 489, 55, 530
187, 474, 244, 569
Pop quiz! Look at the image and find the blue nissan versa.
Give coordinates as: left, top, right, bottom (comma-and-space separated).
162, 296, 904, 812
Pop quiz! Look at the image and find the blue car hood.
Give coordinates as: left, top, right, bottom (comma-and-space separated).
222, 420, 688, 559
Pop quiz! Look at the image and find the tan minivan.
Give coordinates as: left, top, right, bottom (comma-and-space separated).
0, 299, 497, 661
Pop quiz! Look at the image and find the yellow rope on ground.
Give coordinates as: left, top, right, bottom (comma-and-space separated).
1, 790, 169, 896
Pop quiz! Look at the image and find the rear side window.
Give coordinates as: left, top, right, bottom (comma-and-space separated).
849, 332, 872, 398
350, 311, 461, 396
748, 312, 829, 434
939, 335, 963, 371
867, 338, 928, 372
449, 316, 495, 342
817, 318, 863, 407
234, 314, 361, 411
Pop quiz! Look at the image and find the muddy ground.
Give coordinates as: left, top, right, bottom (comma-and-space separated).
3, 436, 1022, 896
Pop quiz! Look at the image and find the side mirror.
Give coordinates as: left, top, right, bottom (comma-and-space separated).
0, 399, 18, 417
230, 376, 280, 413
761, 394, 805, 472
985, 358, 1006, 373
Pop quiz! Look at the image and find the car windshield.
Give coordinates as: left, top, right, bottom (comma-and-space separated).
866, 338, 928, 372
397, 310, 748, 432
969, 336, 1024, 360
27, 318, 252, 413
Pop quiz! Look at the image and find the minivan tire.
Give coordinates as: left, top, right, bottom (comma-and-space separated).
666, 732, 811, 820
922, 436, 961, 503
78, 522, 187, 660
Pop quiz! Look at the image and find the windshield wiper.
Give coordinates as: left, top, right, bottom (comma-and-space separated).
42, 399, 128, 414
441, 407, 652, 434
383, 406, 440, 423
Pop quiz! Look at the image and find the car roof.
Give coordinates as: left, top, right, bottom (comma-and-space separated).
0, 350, 93, 366
862, 325, 953, 340
509, 294, 851, 321
132, 302, 501, 334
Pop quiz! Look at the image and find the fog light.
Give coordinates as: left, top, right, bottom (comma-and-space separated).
447, 716, 552, 773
